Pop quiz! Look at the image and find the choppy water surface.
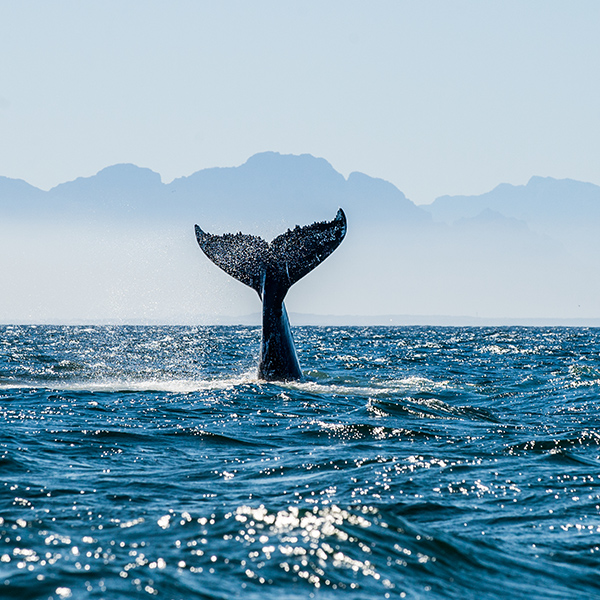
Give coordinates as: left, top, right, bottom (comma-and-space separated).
1, 325, 600, 599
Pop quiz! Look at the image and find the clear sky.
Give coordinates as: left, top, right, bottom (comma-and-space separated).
1, 1, 599, 204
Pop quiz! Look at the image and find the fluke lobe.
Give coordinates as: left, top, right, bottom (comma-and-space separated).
195, 209, 347, 381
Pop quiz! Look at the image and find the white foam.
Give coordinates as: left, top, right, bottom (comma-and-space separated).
0, 373, 258, 394
281, 375, 450, 398
1, 373, 450, 397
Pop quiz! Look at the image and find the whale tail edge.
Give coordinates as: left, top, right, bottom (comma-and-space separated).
195, 208, 347, 295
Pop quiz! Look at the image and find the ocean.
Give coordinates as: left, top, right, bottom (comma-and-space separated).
1, 325, 599, 599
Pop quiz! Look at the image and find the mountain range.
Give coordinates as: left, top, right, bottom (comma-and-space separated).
1, 152, 599, 324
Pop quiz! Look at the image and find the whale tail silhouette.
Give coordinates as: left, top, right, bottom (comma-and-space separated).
194, 209, 347, 381
194, 208, 347, 299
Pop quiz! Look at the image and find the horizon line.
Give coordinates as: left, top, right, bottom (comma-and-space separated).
2, 313, 599, 328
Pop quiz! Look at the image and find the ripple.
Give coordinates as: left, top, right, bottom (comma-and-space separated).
2, 325, 600, 599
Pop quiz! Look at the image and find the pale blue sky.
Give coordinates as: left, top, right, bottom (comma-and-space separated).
1, 0, 599, 204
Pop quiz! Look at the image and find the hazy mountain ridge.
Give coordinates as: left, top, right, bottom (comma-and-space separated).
0, 175, 46, 217
0, 152, 431, 232
3, 154, 599, 233
1, 152, 599, 323
424, 175, 600, 236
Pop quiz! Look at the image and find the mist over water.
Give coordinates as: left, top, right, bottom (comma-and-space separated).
1, 325, 599, 599
3, 153, 600, 324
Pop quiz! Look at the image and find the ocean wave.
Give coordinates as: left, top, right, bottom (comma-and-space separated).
2, 326, 600, 600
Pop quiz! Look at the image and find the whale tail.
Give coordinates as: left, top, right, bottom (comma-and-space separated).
194, 208, 347, 297
195, 208, 347, 381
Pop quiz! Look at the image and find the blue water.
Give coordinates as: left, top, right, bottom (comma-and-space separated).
1, 325, 599, 599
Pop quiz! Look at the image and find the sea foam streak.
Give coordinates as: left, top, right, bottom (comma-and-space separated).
0, 374, 256, 393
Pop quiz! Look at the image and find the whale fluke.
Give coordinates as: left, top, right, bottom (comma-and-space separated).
193, 228, 268, 294
195, 209, 347, 381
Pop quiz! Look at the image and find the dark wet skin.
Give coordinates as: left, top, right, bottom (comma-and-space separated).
195, 209, 347, 381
